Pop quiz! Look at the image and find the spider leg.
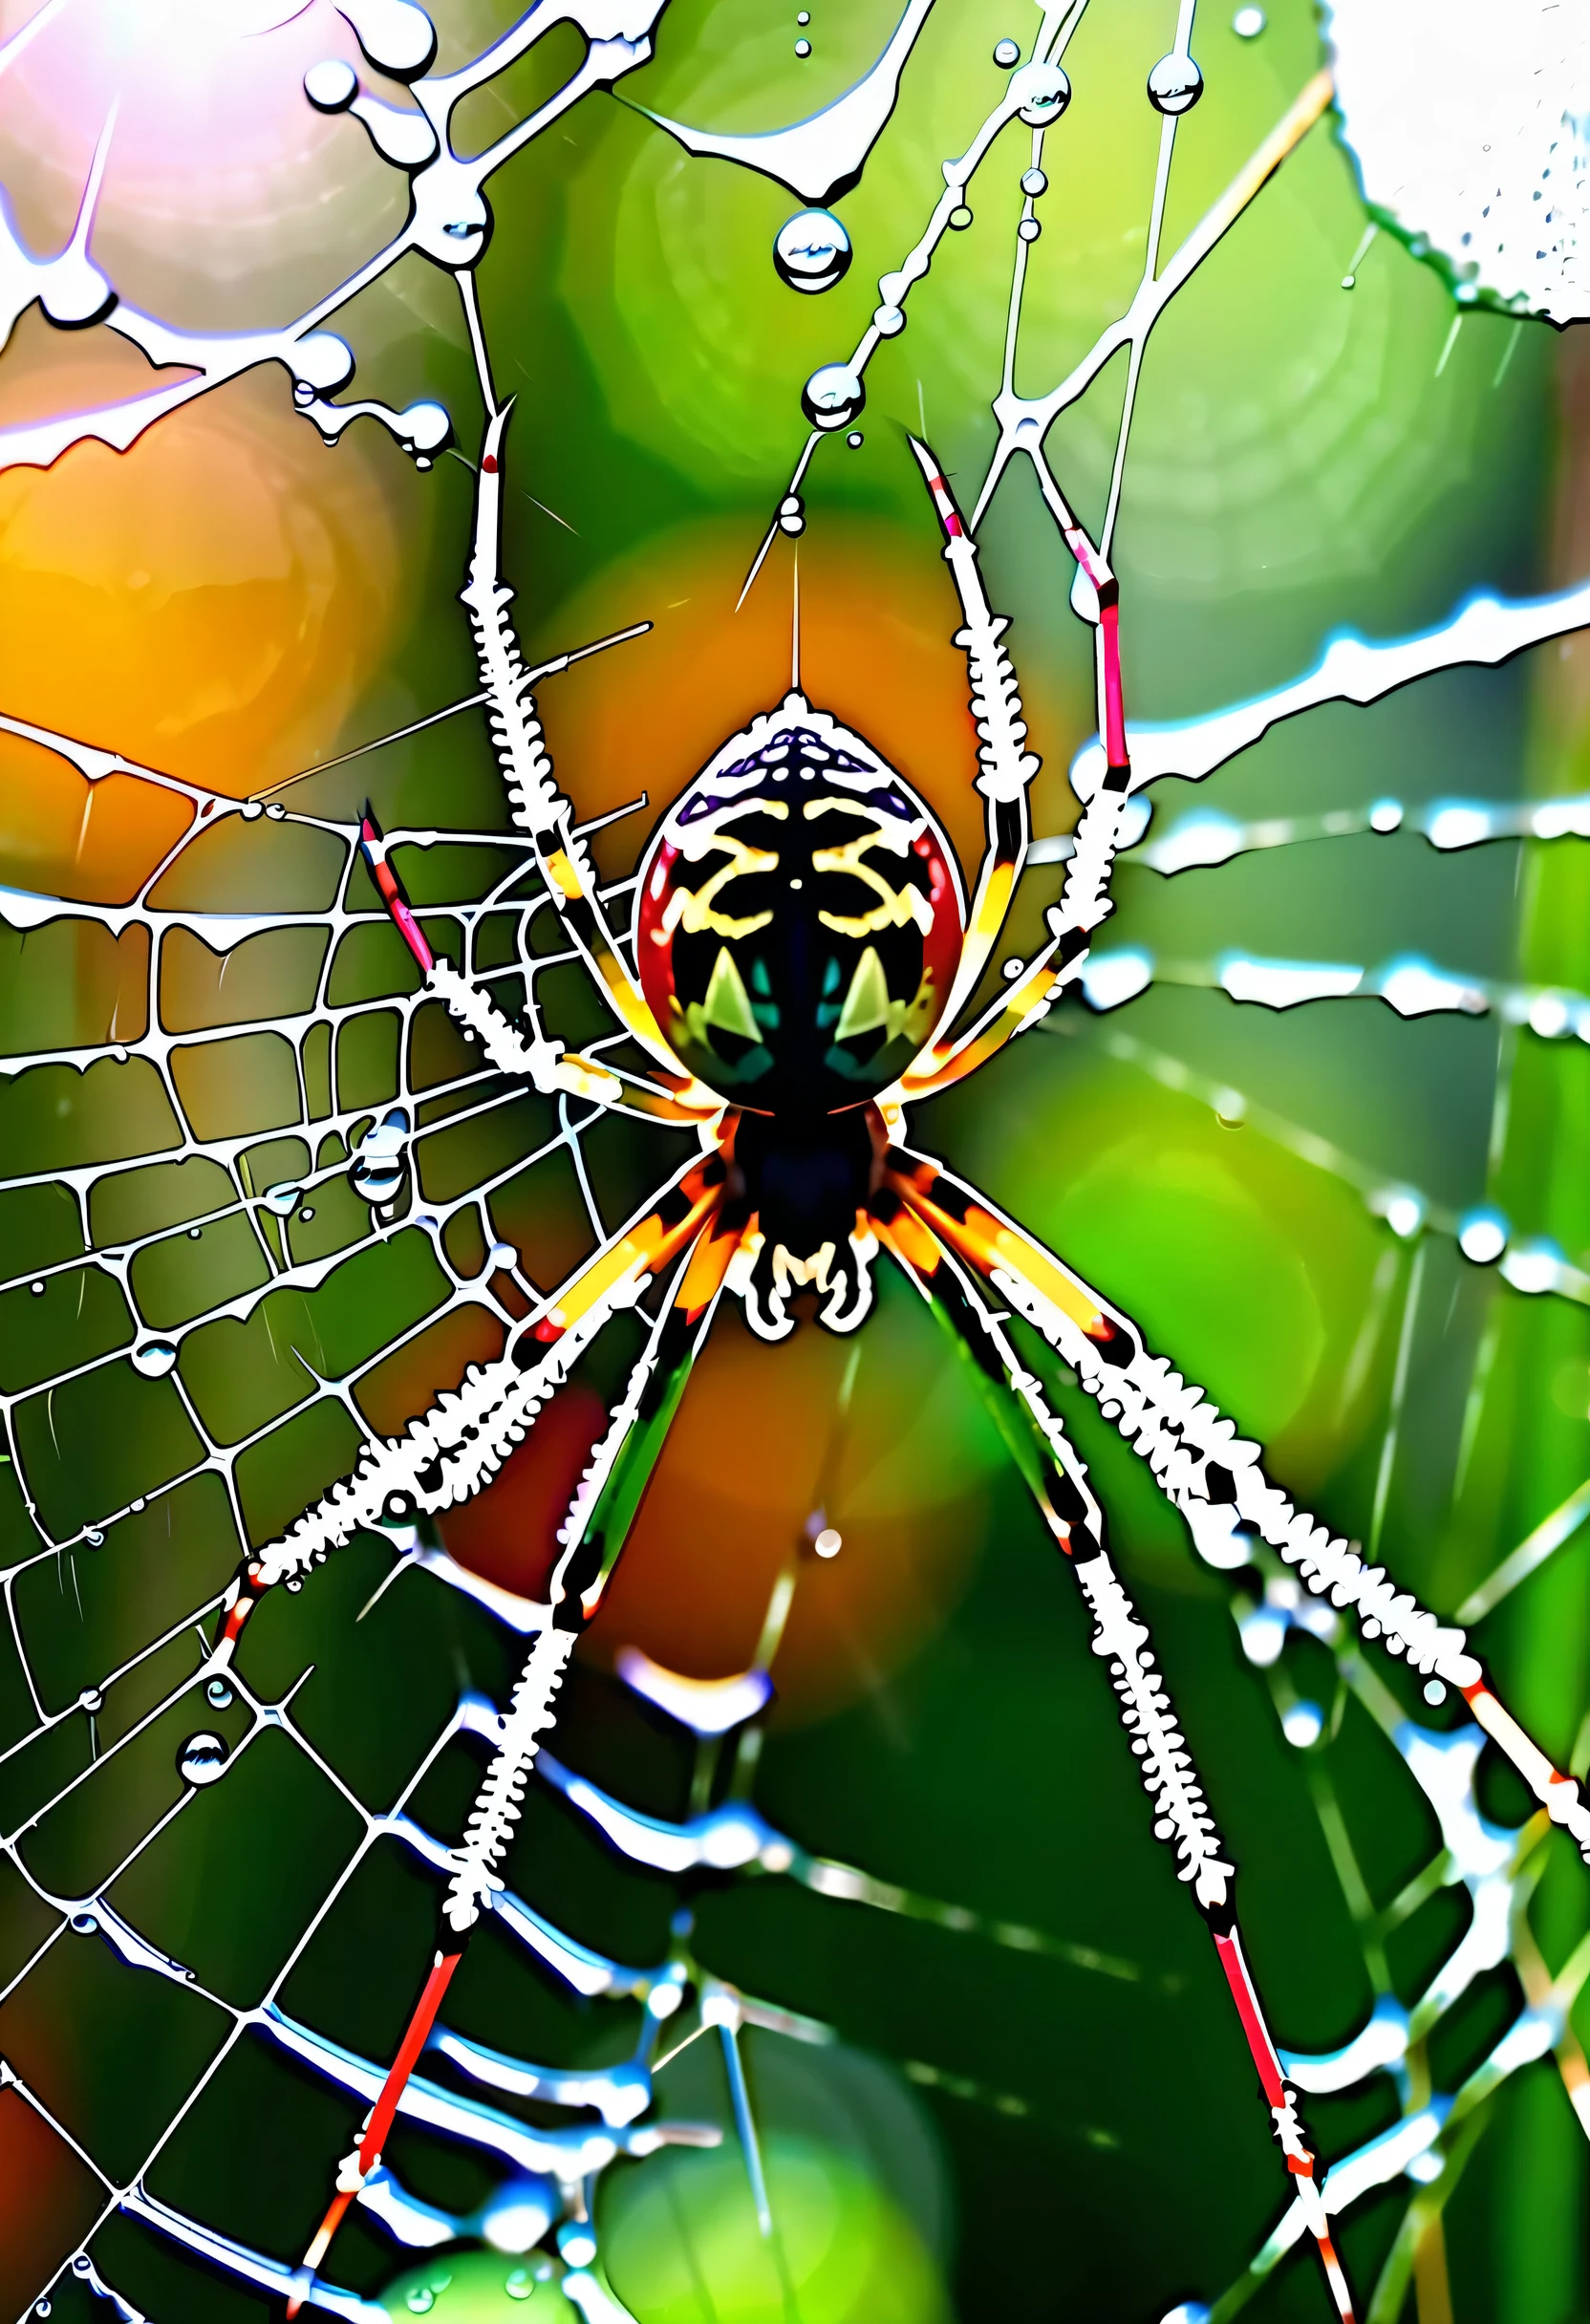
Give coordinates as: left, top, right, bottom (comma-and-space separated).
874, 1207, 1357, 2324
901, 439, 1041, 1052
211, 1148, 729, 1660
883, 1145, 1590, 1866
461, 404, 698, 1088
359, 809, 720, 1129
896, 459, 1137, 1106
286, 1212, 742, 2313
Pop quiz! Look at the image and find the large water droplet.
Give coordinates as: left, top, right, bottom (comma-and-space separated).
132, 1340, 178, 1379
993, 36, 1021, 66
1148, 53, 1203, 114
802, 364, 865, 430
263, 1183, 303, 1217
1010, 60, 1070, 124
304, 57, 357, 111
352, 1108, 411, 1202
178, 1732, 229, 1787
1232, 5, 1265, 35
773, 208, 852, 294
338, 0, 436, 77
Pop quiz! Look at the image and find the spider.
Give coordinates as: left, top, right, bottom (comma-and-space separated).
209, 403, 1590, 2324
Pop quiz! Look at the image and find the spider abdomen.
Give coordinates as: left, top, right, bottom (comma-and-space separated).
635, 695, 963, 1109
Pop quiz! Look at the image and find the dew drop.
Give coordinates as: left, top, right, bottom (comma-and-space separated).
1148, 53, 1203, 114
779, 495, 805, 535
264, 1183, 303, 1216
265, 802, 286, 820
814, 1527, 842, 1558
70, 1911, 98, 1935
132, 1340, 178, 1379
794, 37, 810, 54
206, 1677, 234, 1711
85, 1529, 104, 1548
301, 1208, 315, 1221
993, 37, 1021, 66
1424, 1680, 1448, 1706
1281, 1700, 1323, 1748
241, 800, 264, 819
405, 2292, 435, 2315
505, 2273, 533, 2302
1232, 5, 1265, 34
179, 1732, 229, 1787
847, 430, 864, 447
1021, 166, 1047, 196
489, 1240, 519, 1273
305, 56, 358, 111
1018, 218, 1041, 243
1010, 59, 1070, 124
801, 363, 864, 430
30, 1280, 43, 1295
948, 204, 973, 230
188, 1227, 202, 1239
34, 2296, 50, 2314
773, 208, 851, 294
872, 303, 905, 336
797, 8, 809, 18
79, 1688, 103, 1714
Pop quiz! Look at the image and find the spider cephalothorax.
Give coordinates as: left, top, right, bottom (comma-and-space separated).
634, 694, 963, 1336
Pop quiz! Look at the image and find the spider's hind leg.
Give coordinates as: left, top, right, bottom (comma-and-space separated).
875, 1201, 1358, 2324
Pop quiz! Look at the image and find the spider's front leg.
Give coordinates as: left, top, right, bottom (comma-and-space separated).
286, 1207, 744, 2313
886, 1145, 1590, 1863
461, 403, 699, 1091
873, 1203, 1359, 2324
895, 453, 1139, 1106
359, 808, 717, 1129
900, 439, 1042, 1057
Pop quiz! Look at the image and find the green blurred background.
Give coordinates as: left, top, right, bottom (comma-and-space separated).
1, 1, 1588, 2319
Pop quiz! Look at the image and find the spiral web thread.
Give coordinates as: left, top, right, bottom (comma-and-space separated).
1, 2, 1589, 2320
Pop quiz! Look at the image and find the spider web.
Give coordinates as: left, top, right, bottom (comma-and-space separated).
1, 3, 1588, 2321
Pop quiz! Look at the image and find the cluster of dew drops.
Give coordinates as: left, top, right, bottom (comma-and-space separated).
763, 11, 1269, 533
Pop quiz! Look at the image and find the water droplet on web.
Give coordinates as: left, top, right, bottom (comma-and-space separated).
801, 363, 864, 429
79, 1688, 102, 1714
33, 2295, 50, 2314
1021, 167, 1047, 197
264, 1183, 303, 1216
179, 1732, 229, 1787
1010, 60, 1070, 124
1369, 797, 1404, 832
489, 1241, 519, 1273
1458, 1208, 1508, 1264
1232, 5, 1265, 34
206, 1677, 234, 1710
847, 430, 864, 447
30, 1280, 42, 1295
70, 1911, 97, 1935
352, 1108, 411, 1201
773, 208, 851, 294
405, 2292, 435, 2314
85, 1529, 103, 1548
779, 496, 805, 535
1148, 54, 1203, 114
993, 37, 1021, 67
1282, 1700, 1323, 1748
242, 800, 263, 819
132, 1340, 178, 1379
305, 57, 358, 111
1019, 218, 1041, 243
794, 36, 810, 57
1424, 1680, 1448, 1706
872, 303, 905, 336
949, 204, 973, 230
188, 1227, 203, 1240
